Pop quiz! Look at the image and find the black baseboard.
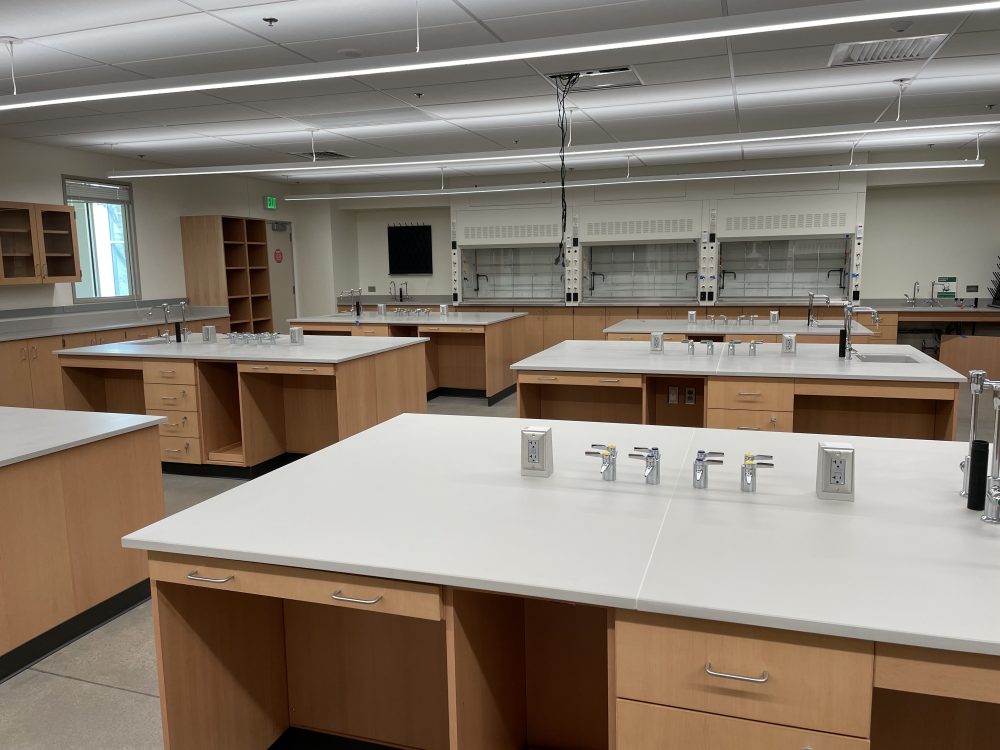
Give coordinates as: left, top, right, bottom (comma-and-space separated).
162, 453, 306, 480
427, 384, 515, 405
427, 386, 486, 401
269, 728, 390, 749
487, 383, 516, 406
0, 580, 150, 683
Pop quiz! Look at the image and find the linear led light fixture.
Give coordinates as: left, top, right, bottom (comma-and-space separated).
112, 115, 1000, 179
3, 0, 999, 113
282, 160, 985, 201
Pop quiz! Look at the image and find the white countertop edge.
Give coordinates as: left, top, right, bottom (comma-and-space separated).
0, 310, 226, 343
634, 601, 1000, 657
119, 540, 638, 610
289, 312, 527, 326
0, 414, 165, 469
55, 336, 429, 365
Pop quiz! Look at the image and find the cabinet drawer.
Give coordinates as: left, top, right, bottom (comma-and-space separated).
418, 325, 484, 334
615, 611, 874, 737
617, 700, 870, 750
606, 333, 648, 341
159, 436, 201, 464
237, 362, 335, 376
148, 410, 200, 438
351, 325, 390, 336
142, 359, 196, 385
518, 371, 642, 388
722, 334, 780, 343
706, 408, 792, 432
144, 383, 198, 411
706, 377, 793, 412
148, 553, 442, 621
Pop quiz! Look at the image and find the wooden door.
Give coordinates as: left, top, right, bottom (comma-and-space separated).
0, 339, 34, 407
28, 335, 67, 409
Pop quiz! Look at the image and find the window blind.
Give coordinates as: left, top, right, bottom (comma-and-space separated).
64, 178, 132, 203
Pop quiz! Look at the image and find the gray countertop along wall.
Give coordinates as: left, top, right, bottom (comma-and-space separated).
0, 302, 229, 343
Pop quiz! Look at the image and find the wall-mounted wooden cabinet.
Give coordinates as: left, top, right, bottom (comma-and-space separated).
0, 202, 81, 285
181, 215, 273, 334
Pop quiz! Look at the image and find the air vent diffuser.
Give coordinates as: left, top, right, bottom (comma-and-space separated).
288, 151, 348, 161
828, 34, 948, 66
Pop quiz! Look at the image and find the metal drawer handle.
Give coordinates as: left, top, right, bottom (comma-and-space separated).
599, 379, 621, 383
160, 370, 176, 375
187, 571, 234, 584
251, 365, 269, 370
161, 396, 178, 401
298, 367, 317, 372
331, 590, 384, 606
537, 376, 558, 381
737, 392, 762, 397
705, 662, 769, 684
425, 327, 440, 331
737, 427, 761, 431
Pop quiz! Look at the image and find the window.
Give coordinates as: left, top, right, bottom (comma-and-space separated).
64, 177, 139, 301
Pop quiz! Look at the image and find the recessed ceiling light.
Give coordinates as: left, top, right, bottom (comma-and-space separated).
2, 0, 999, 111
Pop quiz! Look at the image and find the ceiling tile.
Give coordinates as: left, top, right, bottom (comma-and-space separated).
250, 91, 405, 117
463, 122, 609, 150
739, 101, 889, 131
357, 129, 507, 155
570, 80, 734, 110
634, 56, 733, 85
212, 0, 468, 42
412, 96, 556, 120
731, 47, 833, 76
285, 23, 496, 61
123, 103, 281, 127
0, 114, 166, 138
3, 0, 193, 38
33, 14, 267, 64
353, 61, 536, 90
180, 118, 306, 136
210, 77, 373, 103
728, 17, 961, 55
83, 93, 232, 114
310, 117, 452, 137
6, 66, 147, 97
116, 45, 310, 78
0, 103, 105, 124
1, 40, 102, 77
594, 110, 739, 141
383, 76, 554, 106
23, 124, 193, 144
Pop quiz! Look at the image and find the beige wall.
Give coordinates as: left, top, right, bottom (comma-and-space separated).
863, 182, 1000, 300
355, 207, 452, 296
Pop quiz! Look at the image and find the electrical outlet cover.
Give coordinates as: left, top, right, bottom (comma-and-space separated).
684, 387, 696, 405
817, 441, 854, 500
668, 386, 679, 404
521, 426, 554, 478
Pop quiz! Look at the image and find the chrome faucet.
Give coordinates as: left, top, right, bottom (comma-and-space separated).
807, 292, 831, 328
693, 451, 724, 489
585, 444, 617, 481
749, 314, 759, 326
962, 370, 988, 496
736, 314, 746, 325
928, 281, 942, 306
684, 339, 696, 354
905, 281, 920, 306
400, 281, 409, 301
983, 384, 1000, 524
177, 300, 190, 341
629, 447, 661, 485
707, 314, 716, 326
718, 314, 728, 324
748, 340, 764, 357
843, 304, 880, 360
701, 340, 715, 355
388, 281, 396, 298
740, 453, 775, 493
726, 340, 741, 355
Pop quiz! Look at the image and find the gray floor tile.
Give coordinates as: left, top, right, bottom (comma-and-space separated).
163, 473, 245, 515
0, 669, 162, 750
32, 602, 158, 697
427, 393, 516, 418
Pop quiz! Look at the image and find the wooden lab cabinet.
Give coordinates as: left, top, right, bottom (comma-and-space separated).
0, 202, 81, 285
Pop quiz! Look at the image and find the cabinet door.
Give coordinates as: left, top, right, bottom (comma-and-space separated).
0, 340, 34, 407
36, 205, 81, 283
0, 202, 42, 284
62, 331, 98, 349
28, 335, 67, 409
95, 329, 127, 345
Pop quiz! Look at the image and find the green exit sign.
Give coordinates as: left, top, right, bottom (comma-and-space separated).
263, 195, 278, 210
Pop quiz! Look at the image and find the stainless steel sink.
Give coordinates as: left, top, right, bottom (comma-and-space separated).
855, 353, 918, 364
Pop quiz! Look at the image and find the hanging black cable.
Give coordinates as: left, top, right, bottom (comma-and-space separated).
554, 73, 579, 266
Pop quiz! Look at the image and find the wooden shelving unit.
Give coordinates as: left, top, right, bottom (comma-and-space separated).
181, 215, 273, 333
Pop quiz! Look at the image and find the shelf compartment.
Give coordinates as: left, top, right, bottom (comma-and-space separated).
226, 268, 250, 297
208, 441, 244, 464
251, 296, 272, 322
249, 268, 270, 296
245, 219, 267, 245
229, 297, 252, 324
247, 243, 269, 268
224, 243, 247, 269
43, 255, 78, 279
0, 206, 33, 233
198, 362, 244, 466
39, 209, 72, 233
222, 217, 246, 243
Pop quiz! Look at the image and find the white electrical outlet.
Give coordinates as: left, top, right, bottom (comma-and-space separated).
650, 332, 664, 352
817, 442, 854, 500
668, 386, 679, 405
521, 426, 553, 478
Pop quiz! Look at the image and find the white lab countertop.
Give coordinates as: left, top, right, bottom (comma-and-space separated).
512, 341, 965, 383
0, 407, 164, 469
290, 311, 526, 326
605, 319, 873, 337
0, 305, 228, 343
124, 413, 1000, 655
56, 334, 428, 365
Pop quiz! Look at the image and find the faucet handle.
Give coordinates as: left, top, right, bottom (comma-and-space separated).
591, 443, 616, 452
633, 446, 659, 456
745, 453, 773, 461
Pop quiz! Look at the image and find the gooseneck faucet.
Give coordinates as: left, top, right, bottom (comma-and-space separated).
961, 371, 988, 497
585, 444, 618, 481
807, 292, 831, 328
843, 303, 880, 360
629, 447, 661, 485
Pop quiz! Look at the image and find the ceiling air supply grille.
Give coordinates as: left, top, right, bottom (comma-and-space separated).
828, 34, 948, 66
724, 212, 849, 233
586, 218, 694, 236
462, 224, 561, 242
288, 151, 348, 160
